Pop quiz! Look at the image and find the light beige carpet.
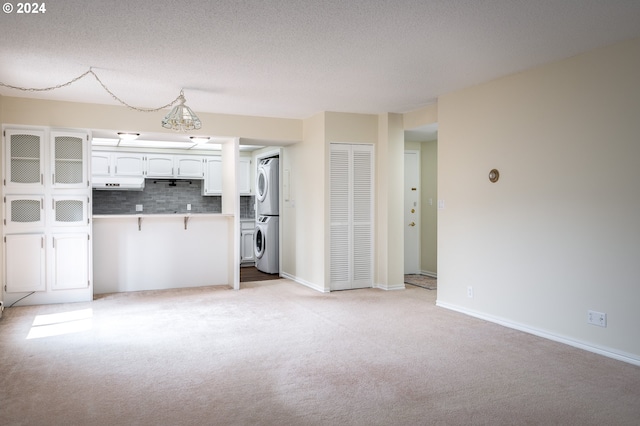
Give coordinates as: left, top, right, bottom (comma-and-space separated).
1, 279, 639, 425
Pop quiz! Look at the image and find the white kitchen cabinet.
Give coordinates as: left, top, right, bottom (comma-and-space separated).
51, 195, 89, 228
143, 154, 204, 179
4, 129, 45, 191
51, 131, 89, 190
176, 155, 204, 178
51, 233, 90, 290
113, 153, 145, 176
91, 152, 112, 176
203, 156, 222, 195
91, 151, 145, 177
3, 126, 92, 306
5, 233, 46, 293
240, 220, 255, 263
239, 157, 252, 194
146, 154, 174, 177
4, 195, 45, 231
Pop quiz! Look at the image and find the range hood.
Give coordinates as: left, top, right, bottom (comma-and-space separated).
92, 176, 145, 191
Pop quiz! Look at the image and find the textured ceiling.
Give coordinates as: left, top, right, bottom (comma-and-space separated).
1, 0, 640, 123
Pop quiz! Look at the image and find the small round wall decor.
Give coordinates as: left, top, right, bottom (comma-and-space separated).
488, 169, 500, 183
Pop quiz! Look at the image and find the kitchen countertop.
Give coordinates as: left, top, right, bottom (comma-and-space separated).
93, 213, 234, 219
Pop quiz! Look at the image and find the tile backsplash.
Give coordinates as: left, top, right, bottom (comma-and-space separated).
93, 179, 255, 218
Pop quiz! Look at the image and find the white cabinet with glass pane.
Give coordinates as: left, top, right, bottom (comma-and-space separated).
51, 131, 89, 189
4, 195, 45, 231
51, 196, 89, 228
4, 129, 45, 191
2, 126, 92, 306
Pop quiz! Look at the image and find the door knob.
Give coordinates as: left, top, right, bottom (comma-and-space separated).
408, 222, 415, 227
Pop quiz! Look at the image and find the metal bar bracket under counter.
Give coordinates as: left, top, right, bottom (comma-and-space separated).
93, 213, 234, 231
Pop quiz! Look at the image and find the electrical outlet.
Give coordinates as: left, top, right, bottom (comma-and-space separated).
467, 286, 473, 298
587, 310, 607, 327
136, 204, 143, 212
187, 204, 191, 211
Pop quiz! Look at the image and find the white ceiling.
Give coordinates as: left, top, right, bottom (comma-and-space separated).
2, 0, 640, 136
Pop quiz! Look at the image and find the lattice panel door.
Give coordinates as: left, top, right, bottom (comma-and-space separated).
54, 135, 84, 185
7, 131, 44, 187
5, 196, 45, 230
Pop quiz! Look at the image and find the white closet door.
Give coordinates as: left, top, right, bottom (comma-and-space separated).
330, 143, 373, 290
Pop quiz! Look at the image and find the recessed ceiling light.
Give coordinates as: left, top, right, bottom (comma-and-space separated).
117, 132, 140, 140
189, 136, 210, 144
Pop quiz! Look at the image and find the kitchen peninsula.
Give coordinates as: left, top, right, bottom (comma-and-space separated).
93, 213, 233, 294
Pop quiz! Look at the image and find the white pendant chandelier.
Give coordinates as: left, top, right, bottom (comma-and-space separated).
161, 90, 202, 131
0, 68, 203, 132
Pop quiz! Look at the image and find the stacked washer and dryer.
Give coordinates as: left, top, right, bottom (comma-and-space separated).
254, 158, 279, 274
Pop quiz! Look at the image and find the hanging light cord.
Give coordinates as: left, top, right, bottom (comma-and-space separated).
0, 68, 184, 112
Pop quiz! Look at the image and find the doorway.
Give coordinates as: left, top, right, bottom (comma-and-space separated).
403, 124, 438, 284
404, 150, 420, 274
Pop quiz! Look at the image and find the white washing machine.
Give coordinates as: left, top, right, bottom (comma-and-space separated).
255, 216, 279, 274
256, 158, 279, 216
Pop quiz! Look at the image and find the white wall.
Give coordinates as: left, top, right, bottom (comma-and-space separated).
437, 37, 640, 363
280, 112, 327, 291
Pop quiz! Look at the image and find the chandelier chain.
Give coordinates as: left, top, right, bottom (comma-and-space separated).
0, 68, 183, 112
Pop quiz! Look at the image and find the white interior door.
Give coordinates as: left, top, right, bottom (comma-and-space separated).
404, 151, 420, 274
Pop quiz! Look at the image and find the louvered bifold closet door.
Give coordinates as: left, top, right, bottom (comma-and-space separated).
330, 143, 373, 291
351, 145, 373, 288
330, 145, 351, 290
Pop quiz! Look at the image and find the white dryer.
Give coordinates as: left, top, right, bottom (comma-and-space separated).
255, 216, 279, 274
256, 158, 279, 216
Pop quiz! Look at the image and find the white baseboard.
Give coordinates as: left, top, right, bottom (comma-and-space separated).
436, 300, 640, 367
375, 282, 406, 291
279, 272, 329, 293
420, 270, 437, 278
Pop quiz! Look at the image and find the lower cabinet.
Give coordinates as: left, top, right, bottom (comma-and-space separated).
240, 221, 255, 264
52, 233, 90, 290
4, 232, 90, 293
5, 234, 46, 292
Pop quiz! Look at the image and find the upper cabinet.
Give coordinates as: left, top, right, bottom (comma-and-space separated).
239, 157, 252, 195
202, 156, 222, 195
91, 152, 112, 177
113, 153, 145, 176
175, 155, 204, 178
146, 154, 174, 177
51, 131, 89, 190
146, 154, 204, 178
4, 129, 45, 191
